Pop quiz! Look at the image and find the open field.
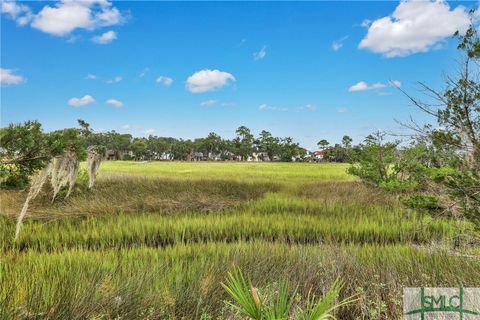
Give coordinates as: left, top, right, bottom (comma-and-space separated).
1, 162, 479, 319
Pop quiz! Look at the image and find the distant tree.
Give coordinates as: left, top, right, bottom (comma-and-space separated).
171, 139, 194, 160
77, 119, 92, 138
317, 139, 330, 150
326, 144, 347, 163
342, 135, 353, 148
235, 126, 254, 160
203, 132, 222, 159
257, 130, 279, 161
278, 137, 304, 162
146, 136, 173, 160
130, 139, 148, 160
348, 132, 400, 187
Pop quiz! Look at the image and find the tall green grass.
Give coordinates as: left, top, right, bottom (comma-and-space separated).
1, 192, 469, 251
1, 162, 478, 319
1, 242, 479, 320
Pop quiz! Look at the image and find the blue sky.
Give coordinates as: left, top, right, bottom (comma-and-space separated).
0, 0, 476, 149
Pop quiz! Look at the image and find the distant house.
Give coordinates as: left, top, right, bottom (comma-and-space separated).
193, 152, 204, 161
160, 152, 174, 160
106, 149, 132, 160
313, 150, 325, 161
207, 152, 223, 161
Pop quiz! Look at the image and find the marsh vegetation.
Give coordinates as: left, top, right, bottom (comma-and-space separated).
1, 162, 479, 319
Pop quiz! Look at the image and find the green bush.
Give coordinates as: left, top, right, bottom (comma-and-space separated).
401, 194, 439, 210
379, 179, 418, 193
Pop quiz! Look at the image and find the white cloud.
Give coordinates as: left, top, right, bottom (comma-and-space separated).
389, 80, 402, 87
348, 81, 385, 92
1, 1, 32, 25
95, 6, 122, 26
337, 108, 348, 113
85, 73, 97, 80
92, 30, 117, 44
68, 95, 95, 107
1, 0, 125, 37
156, 76, 173, 86
258, 103, 288, 112
359, 0, 471, 57
186, 69, 235, 93
296, 104, 317, 112
121, 124, 131, 129
348, 80, 401, 92
200, 99, 217, 107
144, 129, 156, 135
0, 68, 25, 86
253, 45, 267, 60
331, 36, 348, 51
259, 103, 275, 111
106, 98, 124, 108
32, 1, 92, 36
106, 76, 122, 84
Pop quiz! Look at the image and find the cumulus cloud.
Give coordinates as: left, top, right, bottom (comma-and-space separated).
200, 99, 217, 107
1, 1, 32, 25
359, 0, 471, 57
92, 30, 117, 44
0, 68, 25, 86
331, 36, 348, 51
186, 69, 235, 93
2, 0, 124, 37
68, 95, 95, 107
106, 98, 124, 108
348, 80, 401, 92
253, 45, 267, 60
144, 129, 156, 135
156, 76, 173, 86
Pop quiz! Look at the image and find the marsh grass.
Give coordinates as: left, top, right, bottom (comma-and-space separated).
1, 191, 470, 251
0, 176, 280, 219
1, 242, 479, 320
0, 162, 478, 319
98, 161, 355, 184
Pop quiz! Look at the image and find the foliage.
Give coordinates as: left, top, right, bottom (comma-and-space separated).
222, 268, 356, 320
0, 121, 86, 189
317, 139, 329, 150
347, 23, 480, 226
401, 194, 440, 211
0, 121, 48, 188
347, 132, 400, 187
